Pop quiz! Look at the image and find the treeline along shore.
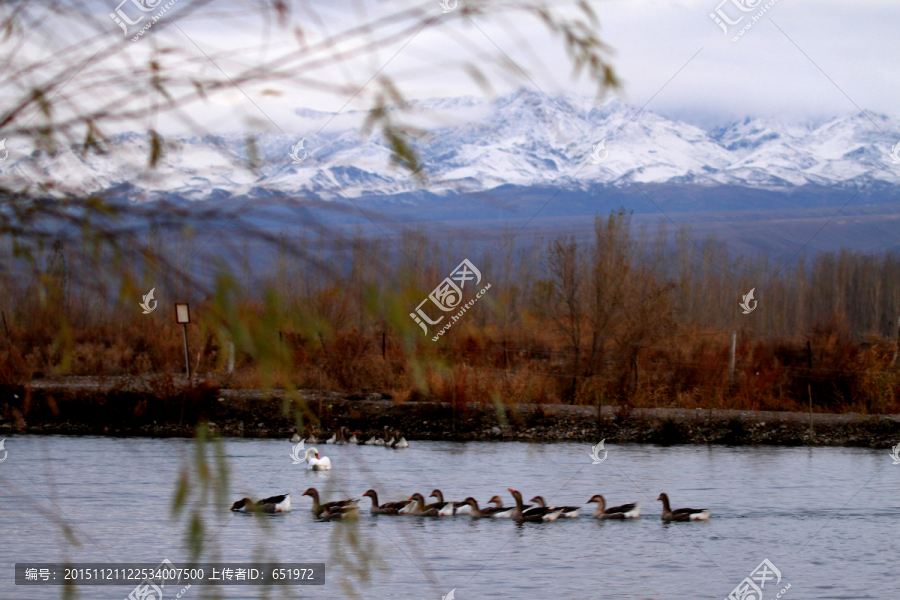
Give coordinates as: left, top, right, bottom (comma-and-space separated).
3, 212, 900, 426
1, 378, 898, 447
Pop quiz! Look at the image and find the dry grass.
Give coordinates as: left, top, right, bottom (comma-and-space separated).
1, 312, 898, 415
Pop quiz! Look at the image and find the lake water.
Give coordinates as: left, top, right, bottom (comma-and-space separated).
1, 435, 897, 599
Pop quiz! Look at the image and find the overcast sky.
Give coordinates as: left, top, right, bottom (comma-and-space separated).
6, 0, 900, 136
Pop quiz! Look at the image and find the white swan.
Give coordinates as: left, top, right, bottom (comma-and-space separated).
304, 447, 332, 471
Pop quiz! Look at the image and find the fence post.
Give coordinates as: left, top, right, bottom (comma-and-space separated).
807, 340, 814, 442
227, 342, 235, 374
382, 331, 386, 360
451, 370, 456, 434
729, 330, 736, 384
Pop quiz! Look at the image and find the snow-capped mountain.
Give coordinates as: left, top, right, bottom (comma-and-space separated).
4, 90, 900, 205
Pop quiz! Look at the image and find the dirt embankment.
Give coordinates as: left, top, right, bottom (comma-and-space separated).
1, 377, 898, 447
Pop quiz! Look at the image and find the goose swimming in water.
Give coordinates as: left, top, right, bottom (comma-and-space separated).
529, 496, 581, 518
258, 494, 291, 513
392, 432, 409, 449
231, 498, 256, 512
657, 493, 710, 521
460, 497, 501, 518
374, 427, 388, 446
304, 447, 332, 470
587, 495, 641, 519
333, 427, 347, 445
405, 493, 441, 516
301, 487, 358, 517
428, 489, 463, 516
290, 433, 301, 443
508, 489, 563, 522
348, 431, 358, 444
319, 504, 359, 520
230, 494, 292, 513
324, 431, 337, 444
361, 489, 412, 515
484, 494, 530, 518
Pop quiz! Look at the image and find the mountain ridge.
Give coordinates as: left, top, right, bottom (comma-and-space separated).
3, 90, 899, 208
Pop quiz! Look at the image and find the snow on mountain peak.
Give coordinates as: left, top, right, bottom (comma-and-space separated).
3, 90, 899, 202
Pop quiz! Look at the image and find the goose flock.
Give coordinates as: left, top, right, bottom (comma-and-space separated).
231, 488, 710, 522
291, 426, 409, 448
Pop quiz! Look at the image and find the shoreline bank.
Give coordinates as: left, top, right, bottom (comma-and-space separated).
1, 378, 898, 447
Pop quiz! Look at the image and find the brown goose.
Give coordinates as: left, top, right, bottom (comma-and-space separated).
458, 496, 504, 518
391, 430, 409, 448
429, 489, 463, 516
373, 425, 394, 446
361, 489, 412, 515
508, 489, 563, 522
230, 494, 292, 513
301, 487, 358, 517
405, 493, 441, 516
657, 493, 710, 521
231, 498, 255, 512
483, 494, 527, 518
587, 494, 641, 519
460, 497, 494, 518
530, 496, 581, 518
319, 504, 359, 520
334, 426, 348, 445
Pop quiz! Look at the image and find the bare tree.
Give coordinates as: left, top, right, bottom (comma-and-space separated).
545, 235, 585, 399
